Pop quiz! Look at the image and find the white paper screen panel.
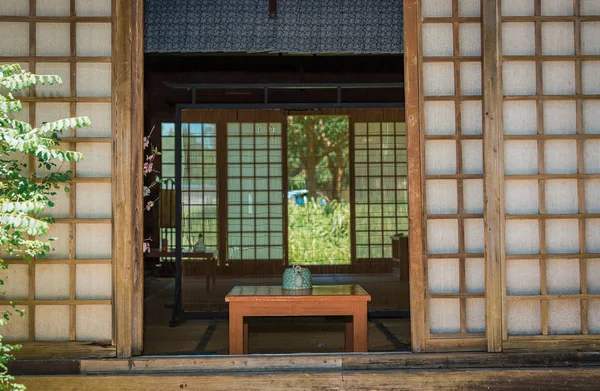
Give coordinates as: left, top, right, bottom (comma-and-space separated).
76, 143, 112, 177
582, 22, 600, 55
582, 62, 600, 94
507, 259, 541, 295
543, 62, 576, 95
505, 180, 538, 215
503, 23, 535, 56
547, 259, 580, 295
543, 101, 576, 134
545, 180, 578, 214
507, 301, 542, 335
429, 299, 461, 334
35, 305, 70, 341
503, 62, 537, 95
542, 23, 574, 55
0, 23, 29, 56
76, 265, 112, 299
465, 258, 485, 292
76, 63, 112, 97
35, 63, 71, 97
76, 224, 112, 258
463, 179, 483, 214
76, 103, 112, 137
541, 0, 574, 16
35, 103, 71, 129
36, 23, 70, 56
35, 264, 69, 300
36, 0, 70, 16
428, 259, 460, 294
0, 1, 28, 16
0, 306, 29, 341
582, 1, 600, 15
425, 140, 456, 174
459, 62, 482, 96
76, 0, 111, 16
44, 224, 70, 259
76, 305, 112, 341
586, 180, 600, 212
422, 0, 452, 18
0, 265, 29, 300
76, 23, 112, 56
583, 101, 600, 134
588, 260, 600, 293
504, 101, 537, 135
460, 101, 482, 135
588, 300, 600, 333
424, 102, 455, 135
505, 220, 539, 254
546, 219, 579, 254
76, 183, 112, 218
426, 180, 457, 214
548, 300, 581, 334
459, 23, 481, 56
427, 220, 459, 254
466, 298, 485, 332
459, 0, 480, 17
422, 24, 453, 57
502, 0, 534, 16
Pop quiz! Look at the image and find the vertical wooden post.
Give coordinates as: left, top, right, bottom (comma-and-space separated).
403, 0, 426, 352
482, 0, 504, 353
113, 0, 145, 357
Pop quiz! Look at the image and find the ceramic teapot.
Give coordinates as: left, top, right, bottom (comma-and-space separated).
282, 265, 312, 290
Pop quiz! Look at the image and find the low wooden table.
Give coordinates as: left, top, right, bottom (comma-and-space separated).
145, 250, 217, 291
225, 285, 371, 354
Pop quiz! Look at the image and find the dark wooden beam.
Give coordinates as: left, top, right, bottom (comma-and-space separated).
269, 0, 277, 15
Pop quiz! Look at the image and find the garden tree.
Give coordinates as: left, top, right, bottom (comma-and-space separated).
287, 116, 348, 200
0, 64, 90, 390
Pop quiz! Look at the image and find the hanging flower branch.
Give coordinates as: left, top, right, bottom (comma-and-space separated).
143, 125, 161, 253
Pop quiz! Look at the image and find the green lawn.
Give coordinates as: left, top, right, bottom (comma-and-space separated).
288, 199, 351, 265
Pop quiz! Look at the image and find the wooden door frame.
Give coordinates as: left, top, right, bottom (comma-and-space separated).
117, 1, 418, 356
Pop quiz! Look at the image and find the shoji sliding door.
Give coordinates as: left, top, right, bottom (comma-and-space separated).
406, 0, 486, 352
500, 0, 600, 351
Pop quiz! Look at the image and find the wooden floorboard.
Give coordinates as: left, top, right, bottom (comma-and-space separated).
19, 367, 600, 391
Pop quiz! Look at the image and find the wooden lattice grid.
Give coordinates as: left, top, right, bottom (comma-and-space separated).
0, 0, 113, 343
419, 0, 486, 348
501, 0, 600, 345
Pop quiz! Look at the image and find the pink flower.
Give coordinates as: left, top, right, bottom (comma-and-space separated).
143, 186, 151, 197
143, 162, 154, 174
145, 200, 154, 211
146, 153, 155, 162
143, 137, 149, 149
143, 241, 151, 253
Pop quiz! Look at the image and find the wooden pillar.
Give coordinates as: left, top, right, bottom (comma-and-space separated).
403, 0, 426, 353
113, 0, 145, 357
482, 0, 504, 353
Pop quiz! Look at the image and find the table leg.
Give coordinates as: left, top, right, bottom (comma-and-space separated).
229, 306, 244, 355
244, 319, 249, 354
212, 259, 216, 286
345, 315, 354, 352
352, 303, 368, 352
